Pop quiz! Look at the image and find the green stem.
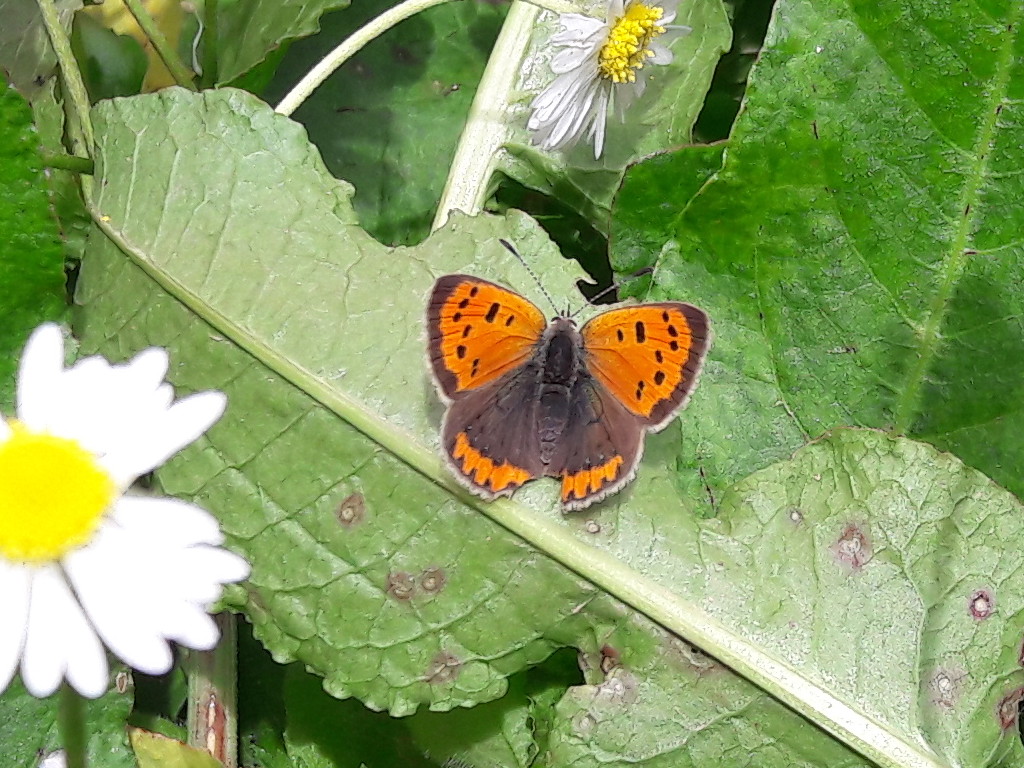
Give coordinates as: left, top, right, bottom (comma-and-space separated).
186, 614, 239, 767
57, 685, 88, 768
200, 0, 219, 88
36, 0, 94, 156
122, 0, 197, 90
40, 153, 94, 174
432, 1, 540, 229
275, 0, 459, 116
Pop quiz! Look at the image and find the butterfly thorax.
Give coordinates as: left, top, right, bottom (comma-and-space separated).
537, 318, 586, 465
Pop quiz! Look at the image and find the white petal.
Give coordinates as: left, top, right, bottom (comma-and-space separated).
16, 325, 65, 429
172, 547, 250, 604
0, 561, 31, 694
101, 390, 226, 485
111, 496, 225, 548
551, 14, 606, 44
64, 529, 174, 675
118, 348, 170, 392
649, 42, 675, 65
160, 602, 220, 649
39, 750, 68, 768
590, 90, 610, 158
21, 566, 107, 698
551, 45, 598, 74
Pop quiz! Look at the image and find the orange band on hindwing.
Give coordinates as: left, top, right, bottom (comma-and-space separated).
561, 455, 624, 504
452, 432, 532, 494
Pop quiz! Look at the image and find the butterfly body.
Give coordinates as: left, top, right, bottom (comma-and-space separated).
427, 274, 710, 511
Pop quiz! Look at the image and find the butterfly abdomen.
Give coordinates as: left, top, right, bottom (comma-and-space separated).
537, 322, 584, 465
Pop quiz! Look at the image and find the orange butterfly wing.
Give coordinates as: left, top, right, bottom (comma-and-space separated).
427, 275, 547, 398
581, 303, 711, 428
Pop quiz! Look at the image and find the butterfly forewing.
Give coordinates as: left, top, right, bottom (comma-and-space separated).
580, 303, 711, 428
427, 275, 547, 399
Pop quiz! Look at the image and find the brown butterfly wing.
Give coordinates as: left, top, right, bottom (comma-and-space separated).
580, 303, 711, 429
427, 275, 547, 400
550, 377, 644, 511
441, 369, 547, 499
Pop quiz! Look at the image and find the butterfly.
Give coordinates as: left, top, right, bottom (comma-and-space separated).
426, 272, 711, 511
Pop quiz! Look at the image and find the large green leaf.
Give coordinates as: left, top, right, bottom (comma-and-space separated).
0, 83, 68, 410
214, 0, 351, 84
74, 86, 1024, 766
0, 677, 135, 768
612, 0, 1024, 507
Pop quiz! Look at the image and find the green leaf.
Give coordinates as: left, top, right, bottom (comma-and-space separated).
612, 0, 1024, 507
0, 0, 80, 98
74, 85, 1024, 765
0, 82, 69, 410
215, 0, 351, 85
130, 728, 224, 768
261, 0, 507, 245
0, 677, 135, 768
71, 11, 147, 102
282, 665, 435, 768
542, 430, 1024, 767
499, 0, 732, 230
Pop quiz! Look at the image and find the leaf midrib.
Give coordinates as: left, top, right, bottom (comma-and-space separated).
892, 9, 1021, 433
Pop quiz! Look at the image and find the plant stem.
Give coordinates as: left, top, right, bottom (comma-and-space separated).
57, 685, 87, 768
36, 0, 94, 156
433, 1, 541, 229
275, 0, 457, 117
186, 614, 239, 767
40, 153, 94, 174
122, 0, 197, 90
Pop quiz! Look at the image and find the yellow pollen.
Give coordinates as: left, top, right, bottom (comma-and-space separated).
0, 423, 115, 563
598, 3, 666, 84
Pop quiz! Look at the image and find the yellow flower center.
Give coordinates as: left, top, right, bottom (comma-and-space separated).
0, 423, 115, 563
598, 3, 666, 84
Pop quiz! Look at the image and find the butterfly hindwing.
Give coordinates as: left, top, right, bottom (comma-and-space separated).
580, 303, 711, 428
441, 369, 546, 498
552, 376, 644, 510
427, 275, 547, 399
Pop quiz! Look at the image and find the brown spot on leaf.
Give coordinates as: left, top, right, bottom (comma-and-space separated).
599, 645, 621, 675
425, 651, 461, 684
386, 571, 415, 601
419, 567, 447, 593
969, 588, 995, 620
830, 523, 872, 570
997, 686, 1024, 730
927, 665, 967, 710
337, 493, 366, 527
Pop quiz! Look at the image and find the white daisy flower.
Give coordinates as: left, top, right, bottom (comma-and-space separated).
527, 0, 690, 158
0, 324, 249, 699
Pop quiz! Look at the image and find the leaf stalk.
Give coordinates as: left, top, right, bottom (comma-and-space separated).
121, 0, 198, 91
275, 0, 457, 117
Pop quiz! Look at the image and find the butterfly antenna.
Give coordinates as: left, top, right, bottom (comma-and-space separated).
499, 239, 560, 314
569, 266, 655, 318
